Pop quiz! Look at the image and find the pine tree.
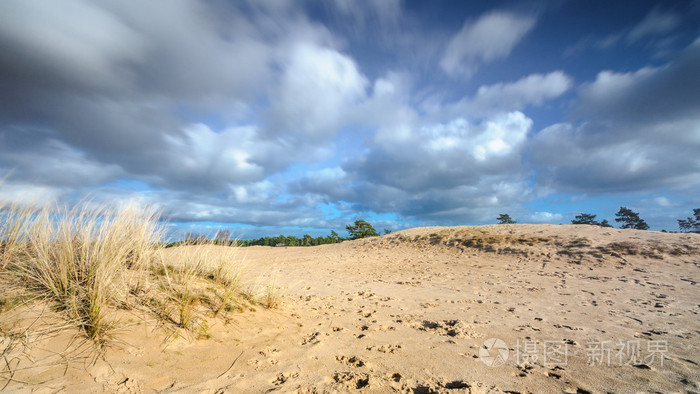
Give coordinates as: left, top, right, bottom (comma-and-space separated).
572, 213, 599, 225
677, 208, 700, 232
497, 214, 516, 224
346, 220, 380, 239
615, 207, 649, 230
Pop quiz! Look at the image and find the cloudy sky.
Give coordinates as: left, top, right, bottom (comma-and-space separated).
1, 0, 699, 238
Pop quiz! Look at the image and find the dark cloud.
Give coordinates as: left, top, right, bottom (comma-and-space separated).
531, 38, 700, 193
0, 0, 349, 194
530, 122, 700, 193
288, 112, 536, 223
0, 1, 697, 232
576, 38, 700, 125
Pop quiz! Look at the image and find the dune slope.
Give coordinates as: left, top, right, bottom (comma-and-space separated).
2, 224, 699, 393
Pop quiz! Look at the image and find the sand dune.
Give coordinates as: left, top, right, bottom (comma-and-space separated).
2, 224, 699, 393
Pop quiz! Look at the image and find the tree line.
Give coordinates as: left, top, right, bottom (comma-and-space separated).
237, 231, 343, 247
168, 220, 391, 248
499, 207, 700, 232
677, 208, 700, 233
169, 207, 699, 248
498, 207, 643, 228
235, 220, 391, 246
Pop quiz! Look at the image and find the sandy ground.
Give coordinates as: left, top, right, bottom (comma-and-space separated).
2, 224, 700, 393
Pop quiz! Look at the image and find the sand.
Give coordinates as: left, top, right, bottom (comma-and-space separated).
2, 224, 699, 393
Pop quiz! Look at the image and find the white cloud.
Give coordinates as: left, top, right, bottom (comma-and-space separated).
344, 111, 534, 213
415, 112, 531, 161
627, 8, 681, 43
0, 135, 123, 187
440, 12, 536, 77
453, 71, 572, 116
0, 181, 67, 206
653, 197, 672, 207
269, 43, 368, 137
476, 71, 571, 106
163, 124, 267, 188
291, 167, 355, 204
578, 67, 657, 113
528, 211, 564, 223
471, 112, 531, 161
374, 111, 531, 162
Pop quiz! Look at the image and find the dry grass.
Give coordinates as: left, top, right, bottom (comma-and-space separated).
1, 199, 162, 341
0, 187, 282, 347
209, 248, 246, 316
0, 200, 39, 270
155, 244, 251, 327
406, 229, 554, 253
0, 183, 284, 387
0, 190, 284, 388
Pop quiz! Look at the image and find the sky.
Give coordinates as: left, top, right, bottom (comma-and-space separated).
0, 0, 699, 239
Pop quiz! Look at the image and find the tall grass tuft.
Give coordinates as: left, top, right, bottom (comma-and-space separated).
1, 197, 163, 341
160, 245, 207, 329
210, 247, 246, 316
2, 182, 281, 346
0, 200, 40, 270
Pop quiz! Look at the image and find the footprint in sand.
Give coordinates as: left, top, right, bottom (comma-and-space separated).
272, 371, 299, 385
412, 319, 476, 338
515, 364, 534, 377
336, 355, 366, 367
366, 344, 402, 353
301, 331, 322, 345
331, 371, 370, 389
247, 357, 279, 370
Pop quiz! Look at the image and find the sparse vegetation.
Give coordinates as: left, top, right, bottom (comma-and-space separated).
260, 273, 285, 309
413, 229, 551, 253
0, 188, 281, 348
0, 201, 162, 341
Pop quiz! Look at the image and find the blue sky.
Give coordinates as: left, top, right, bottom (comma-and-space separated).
0, 0, 699, 239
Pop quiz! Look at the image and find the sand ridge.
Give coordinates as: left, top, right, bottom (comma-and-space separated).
2, 224, 699, 393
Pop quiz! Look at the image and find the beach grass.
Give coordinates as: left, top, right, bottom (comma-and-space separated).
0, 190, 279, 345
